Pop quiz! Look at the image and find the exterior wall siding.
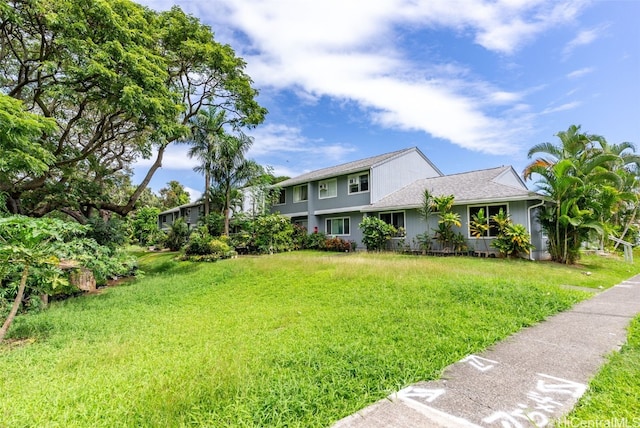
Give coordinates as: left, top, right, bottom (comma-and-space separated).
377, 202, 544, 258
314, 174, 370, 211
370, 151, 441, 203
318, 211, 365, 245
272, 187, 308, 216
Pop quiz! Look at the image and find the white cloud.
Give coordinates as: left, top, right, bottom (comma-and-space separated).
184, 186, 202, 202
567, 67, 595, 79
563, 25, 608, 57
247, 123, 356, 176
138, 0, 591, 155
133, 144, 198, 170
541, 101, 581, 115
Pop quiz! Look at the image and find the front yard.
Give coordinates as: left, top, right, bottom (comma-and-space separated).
0, 251, 637, 427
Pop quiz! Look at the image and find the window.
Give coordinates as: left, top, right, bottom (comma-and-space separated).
380, 211, 406, 237
380, 211, 405, 229
293, 184, 308, 203
318, 179, 337, 199
326, 217, 350, 236
275, 189, 286, 205
469, 204, 508, 237
348, 173, 369, 194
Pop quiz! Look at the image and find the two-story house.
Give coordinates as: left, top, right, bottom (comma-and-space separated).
271, 147, 549, 260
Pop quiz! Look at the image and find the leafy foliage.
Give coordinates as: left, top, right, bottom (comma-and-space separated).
86, 215, 129, 249
158, 181, 190, 209
184, 227, 215, 256
489, 209, 534, 258
131, 207, 163, 246
165, 218, 190, 251
0, 0, 266, 220
0, 215, 135, 341
194, 212, 224, 237
359, 216, 396, 251
324, 236, 354, 252
252, 214, 295, 253
182, 227, 235, 261
0, 95, 57, 193
524, 125, 636, 263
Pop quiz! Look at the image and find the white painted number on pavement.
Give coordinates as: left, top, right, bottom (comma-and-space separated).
535, 373, 587, 398
483, 373, 587, 427
396, 386, 446, 403
462, 354, 499, 372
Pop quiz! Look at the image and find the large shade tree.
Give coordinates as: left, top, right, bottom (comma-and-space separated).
0, 0, 266, 221
158, 180, 190, 210
524, 125, 638, 264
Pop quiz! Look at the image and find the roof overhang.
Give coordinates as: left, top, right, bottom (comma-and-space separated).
278, 211, 309, 218
314, 206, 369, 216
361, 194, 548, 212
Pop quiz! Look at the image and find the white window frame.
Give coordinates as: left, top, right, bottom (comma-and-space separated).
293, 184, 308, 203
318, 178, 338, 199
468, 203, 509, 238
326, 217, 351, 236
348, 173, 369, 194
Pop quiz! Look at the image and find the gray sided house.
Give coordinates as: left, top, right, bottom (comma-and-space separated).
158, 201, 204, 231
271, 147, 549, 260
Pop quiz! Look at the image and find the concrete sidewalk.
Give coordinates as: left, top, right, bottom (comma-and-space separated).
332, 274, 640, 428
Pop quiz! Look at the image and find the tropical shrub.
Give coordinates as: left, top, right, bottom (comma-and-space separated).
489, 209, 534, 258
184, 227, 213, 256
291, 224, 309, 250
201, 212, 225, 236
0, 216, 137, 342
54, 238, 138, 285
359, 216, 396, 251
165, 218, 190, 251
252, 214, 295, 253
85, 214, 129, 248
131, 207, 163, 246
324, 236, 353, 252
305, 231, 327, 250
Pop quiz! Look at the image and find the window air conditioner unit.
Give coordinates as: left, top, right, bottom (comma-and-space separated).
319, 183, 328, 191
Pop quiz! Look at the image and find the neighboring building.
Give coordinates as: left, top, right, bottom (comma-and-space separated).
158, 187, 267, 230
158, 201, 204, 231
271, 147, 549, 260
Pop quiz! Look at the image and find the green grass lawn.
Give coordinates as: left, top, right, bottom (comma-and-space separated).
1, 251, 638, 427
563, 314, 640, 424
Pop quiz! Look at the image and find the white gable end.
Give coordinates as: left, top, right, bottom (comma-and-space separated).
493, 167, 527, 190
371, 149, 442, 203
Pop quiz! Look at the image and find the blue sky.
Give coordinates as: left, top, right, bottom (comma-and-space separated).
135, 0, 640, 201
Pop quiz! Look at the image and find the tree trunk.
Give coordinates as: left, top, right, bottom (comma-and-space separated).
615, 206, 637, 250
0, 265, 29, 343
204, 172, 210, 217
100, 143, 168, 216
223, 185, 231, 236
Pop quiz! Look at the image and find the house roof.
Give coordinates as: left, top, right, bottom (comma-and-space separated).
158, 200, 202, 215
363, 166, 543, 211
276, 147, 442, 187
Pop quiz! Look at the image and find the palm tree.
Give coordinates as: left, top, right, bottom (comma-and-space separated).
212, 132, 263, 236
523, 125, 620, 263
593, 139, 640, 248
185, 108, 226, 217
